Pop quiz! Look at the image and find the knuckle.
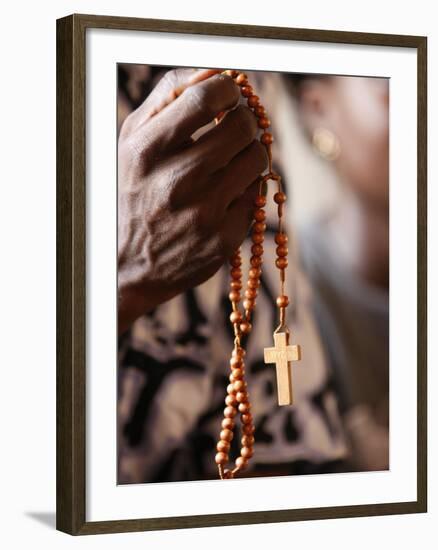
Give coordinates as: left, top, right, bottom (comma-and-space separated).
186, 84, 214, 118
123, 134, 144, 164
118, 133, 138, 163
161, 69, 179, 91
162, 67, 193, 89
171, 68, 192, 87
122, 126, 157, 168
119, 113, 133, 138
185, 74, 239, 119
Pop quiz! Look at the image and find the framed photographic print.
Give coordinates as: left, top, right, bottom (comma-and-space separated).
56, 13, 427, 535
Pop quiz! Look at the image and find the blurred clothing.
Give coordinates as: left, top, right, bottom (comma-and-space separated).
298, 215, 389, 471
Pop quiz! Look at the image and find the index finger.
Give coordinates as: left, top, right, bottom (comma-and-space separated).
126, 67, 222, 131
134, 72, 241, 156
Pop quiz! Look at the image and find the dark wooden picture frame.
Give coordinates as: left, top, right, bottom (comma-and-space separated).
56, 13, 427, 536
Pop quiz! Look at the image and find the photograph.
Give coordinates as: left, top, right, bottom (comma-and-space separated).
0, 1, 432, 545
116, 64, 390, 484
55, 14, 426, 534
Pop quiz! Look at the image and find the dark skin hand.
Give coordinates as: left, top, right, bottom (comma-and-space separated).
118, 68, 269, 334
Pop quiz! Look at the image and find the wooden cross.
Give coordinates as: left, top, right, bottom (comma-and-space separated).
264, 332, 301, 406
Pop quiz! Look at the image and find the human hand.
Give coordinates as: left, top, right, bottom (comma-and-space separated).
118, 68, 268, 333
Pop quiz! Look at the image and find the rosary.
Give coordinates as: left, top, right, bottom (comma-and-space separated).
214, 70, 302, 480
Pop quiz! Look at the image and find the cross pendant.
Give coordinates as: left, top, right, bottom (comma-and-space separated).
264, 332, 301, 406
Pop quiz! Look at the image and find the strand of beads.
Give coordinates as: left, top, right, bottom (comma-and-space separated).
274, 187, 290, 324
230, 68, 291, 331
215, 70, 284, 479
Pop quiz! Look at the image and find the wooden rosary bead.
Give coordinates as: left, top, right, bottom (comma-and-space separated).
224, 69, 238, 78
274, 232, 288, 245
249, 267, 262, 279
254, 208, 266, 222
242, 423, 255, 435
233, 380, 246, 392
230, 267, 242, 280
254, 105, 266, 117
276, 245, 288, 257
230, 282, 242, 292
235, 456, 249, 470
232, 363, 245, 374
241, 413, 252, 425
231, 368, 244, 381
254, 195, 267, 207
274, 191, 286, 204
230, 374, 244, 386
238, 402, 251, 414
224, 406, 237, 419
251, 243, 264, 256
236, 391, 247, 403
243, 299, 256, 311
232, 362, 244, 373
242, 435, 255, 447
241, 446, 254, 459
251, 232, 264, 244
227, 383, 236, 395
217, 440, 231, 453
228, 290, 241, 302
231, 368, 244, 380
240, 321, 252, 334
261, 132, 273, 145
229, 255, 241, 267
275, 257, 288, 269
232, 347, 245, 357
247, 95, 259, 108
222, 418, 235, 430
230, 355, 243, 367
241, 85, 253, 97
258, 117, 270, 129
235, 73, 248, 85
253, 221, 266, 233
215, 452, 228, 465
250, 256, 263, 268
245, 288, 257, 300
229, 311, 243, 324
247, 279, 260, 290
276, 295, 290, 308
225, 394, 237, 407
